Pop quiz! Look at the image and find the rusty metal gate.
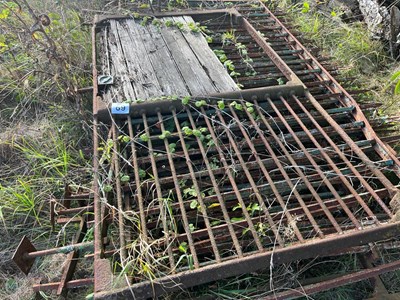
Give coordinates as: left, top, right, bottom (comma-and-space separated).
13, 1, 400, 299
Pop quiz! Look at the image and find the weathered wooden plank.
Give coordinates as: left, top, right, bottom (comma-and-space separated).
135, 21, 190, 97
99, 28, 114, 105
108, 20, 137, 103
158, 17, 217, 96
179, 16, 238, 92
122, 20, 162, 100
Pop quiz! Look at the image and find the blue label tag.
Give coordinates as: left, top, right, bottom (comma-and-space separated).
111, 103, 130, 115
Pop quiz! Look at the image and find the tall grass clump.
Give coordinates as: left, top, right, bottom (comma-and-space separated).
280, 1, 388, 76
277, 1, 400, 116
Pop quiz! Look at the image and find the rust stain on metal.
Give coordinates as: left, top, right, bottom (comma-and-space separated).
13, 1, 400, 299
90, 2, 400, 298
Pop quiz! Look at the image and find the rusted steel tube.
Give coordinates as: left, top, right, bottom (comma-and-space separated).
56, 206, 94, 215
25, 242, 93, 259
111, 122, 128, 264
92, 21, 105, 294
262, 259, 400, 300
198, 106, 265, 251
259, 1, 400, 176
142, 113, 176, 270
185, 110, 244, 257
156, 111, 200, 268
303, 92, 394, 217
127, 116, 149, 244
172, 109, 222, 262
33, 278, 94, 292
227, 105, 304, 241
251, 100, 324, 238
269, 96, 360, 229
215, 107, 290, 245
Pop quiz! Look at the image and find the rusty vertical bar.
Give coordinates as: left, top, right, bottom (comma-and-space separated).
292, 95, 394, 218
111, 121, 128, 264
304, 91, 394, 215
172, 109, 222, 262
279, 95, 380, 224
213, 108, 286, 244
225, 104, 309, 242
247, 100, 324, 238
240, 16, 302, 85
241, 7, 398, 193
156, 111, 200, 268
127, 116, 149, 243
267, 96, 358, 230
185, 110, 245, 256
92, 20, 106, 293
57, 217, 87, 295
259, 1, 400, 175
142, 113, 176, 271
198, 107, 265, 250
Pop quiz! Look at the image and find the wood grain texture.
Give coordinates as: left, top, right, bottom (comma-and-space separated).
135, 20, 189, 96
98, 16, 238, 104
179, 16, 238, 93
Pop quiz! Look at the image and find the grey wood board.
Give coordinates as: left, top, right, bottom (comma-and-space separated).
108, 20, 137, 103
179, 16, 238, 92
123, 20, 163, 99
136, 22, 190, 97
158, 17, 217, 96
98, 27, 114, 104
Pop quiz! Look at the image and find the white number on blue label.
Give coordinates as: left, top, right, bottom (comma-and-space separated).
111, 103, 130, 115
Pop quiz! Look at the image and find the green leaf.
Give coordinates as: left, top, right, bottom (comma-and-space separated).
302, 2, 310, 13
182, 96, 190, 105
179, 242, 188, 253
232, 203, 242, 211
195, 100, 207, 107
169, 143, 176, 153
192, 129, 202, 137
104, 185, 112, 192
208, 203, 220, 209
217, 100, 225, 110
140, 134, 149, 142
190, 200, 198, 209
158, 131, 171, 140
182, 126, 193, 136
120, 175, 130, 183
390, 71, 400, 81
235, 103, 243, 111
85, 293, 94, 300
211, 220, 221, 226
247, 107, 254, 113
394, 79, 400, 95
138, 169, 146, 179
